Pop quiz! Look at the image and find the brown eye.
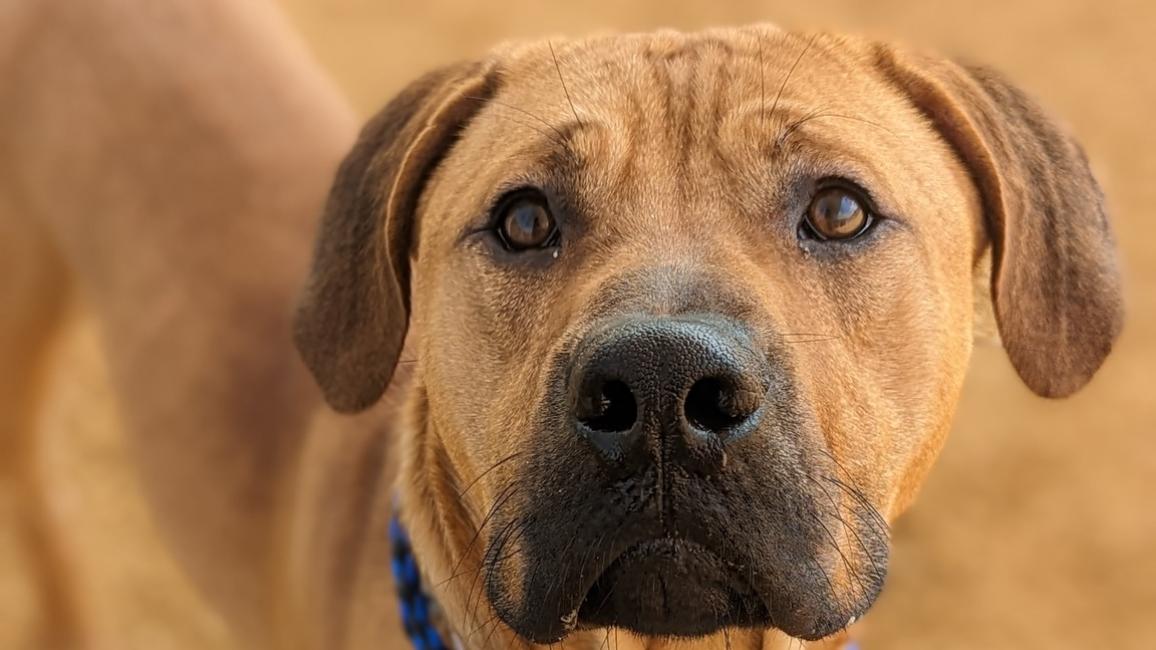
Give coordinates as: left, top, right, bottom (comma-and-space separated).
497, 193, 557, 250
803, 187, 872, 241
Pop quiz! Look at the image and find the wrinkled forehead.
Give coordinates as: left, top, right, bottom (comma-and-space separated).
491, 27, 883, 114
455, 29, 939, 209
500, 31, 915, 148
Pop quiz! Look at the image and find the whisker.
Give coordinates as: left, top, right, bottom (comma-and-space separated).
758, 36, 766, 130
586, 523, 628, 627
816, 448, 890, 534
825, 474, 890, 538
777, 110, 894, 148
548, 532, 581, 636
805, 472, 886, 586
768, 33, 820, 125
463, 96, 579, 163
446, 495, 531, 633
780, 331, 842, 344
805, 112, 893, 132
774, 105, 826, 145
482, 611, 510, 650
434, 481, 519, 589
549, 41, 584, 128
781, 336, 841, 344
468, 610, 503, 643
437, 540, 528, 611
805, 509, 869, 601
457, 452, 523, 500
576, 530, 608, 589
468, 516, 524, 625
833, 508, 886, 584
806, 554, 838, 610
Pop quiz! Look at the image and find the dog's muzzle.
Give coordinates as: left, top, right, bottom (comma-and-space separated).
484, 311, 883, 643
559, 315, 778, 635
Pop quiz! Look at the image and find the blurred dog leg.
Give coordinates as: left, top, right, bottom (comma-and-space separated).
0, 1, 357, 647
0, 207, 84, 649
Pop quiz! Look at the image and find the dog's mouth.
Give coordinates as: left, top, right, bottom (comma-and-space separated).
575, 537, 767, 636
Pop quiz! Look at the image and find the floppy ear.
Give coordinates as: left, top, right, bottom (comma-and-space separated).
295, 62, 498, 412
875, 45, 1123, 398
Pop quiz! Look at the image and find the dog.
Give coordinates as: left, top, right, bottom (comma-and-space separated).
2, 6, 1122, 650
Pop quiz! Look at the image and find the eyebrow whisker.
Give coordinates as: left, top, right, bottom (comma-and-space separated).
462, 95, 580, 163
549, 41, 584, 128
759, 35, 767, 130
775, 109, 894, 148
768, 33, 820, 126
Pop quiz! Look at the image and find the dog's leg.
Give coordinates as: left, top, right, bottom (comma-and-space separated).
1, 1, 357, 647
0, 206, 86, 649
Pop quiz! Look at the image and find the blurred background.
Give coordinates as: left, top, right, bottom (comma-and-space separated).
1, 1, 1153, 649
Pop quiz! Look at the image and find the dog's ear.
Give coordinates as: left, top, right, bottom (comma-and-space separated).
295, 62, 498, 412
875, 45, 1123, 398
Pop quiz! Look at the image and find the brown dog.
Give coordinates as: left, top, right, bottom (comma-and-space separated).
3, 8, 1122, 650
294, 24, 1123, 650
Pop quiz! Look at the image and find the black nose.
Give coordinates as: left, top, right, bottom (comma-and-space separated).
570, 316, 770, 473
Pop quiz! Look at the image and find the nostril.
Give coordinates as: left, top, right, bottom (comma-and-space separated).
577, 380, 638, 433
684, 377, 753, 434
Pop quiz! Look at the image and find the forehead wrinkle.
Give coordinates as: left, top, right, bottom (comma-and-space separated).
497, 28, 847, 114
495, 80, 652, 204
583, 41, 738, 208
485, 31, 904, 233
563, 42, 752, 233
502, 30, 817, 157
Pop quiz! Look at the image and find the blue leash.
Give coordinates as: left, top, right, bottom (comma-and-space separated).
389, 515, 451, 650
389, 514, 861, 650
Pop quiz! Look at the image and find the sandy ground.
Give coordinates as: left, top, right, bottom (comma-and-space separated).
2, 0, 1154, 648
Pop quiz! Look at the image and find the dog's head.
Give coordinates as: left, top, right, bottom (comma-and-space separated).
294, 26, 1122, 646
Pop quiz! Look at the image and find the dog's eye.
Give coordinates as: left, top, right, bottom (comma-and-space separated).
496, 192, 558, 251
802, 187, 873, 241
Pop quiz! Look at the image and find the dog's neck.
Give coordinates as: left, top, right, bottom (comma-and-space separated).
394, 383, 851, 650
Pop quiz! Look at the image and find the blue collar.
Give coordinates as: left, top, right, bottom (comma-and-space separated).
389, 515, 452, 650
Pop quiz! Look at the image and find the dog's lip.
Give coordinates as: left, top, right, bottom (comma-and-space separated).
574, 536, 760, 628
580, 535, 723, 591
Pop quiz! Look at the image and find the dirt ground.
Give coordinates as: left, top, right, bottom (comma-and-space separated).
2, 0, 1154, 648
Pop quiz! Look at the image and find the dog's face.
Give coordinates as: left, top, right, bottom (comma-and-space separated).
295, 27, 1121, 647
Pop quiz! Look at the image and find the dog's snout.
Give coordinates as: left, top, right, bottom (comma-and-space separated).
570, 316, 769, 473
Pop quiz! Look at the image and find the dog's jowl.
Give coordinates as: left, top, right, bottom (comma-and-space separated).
295, 25, 1122, 649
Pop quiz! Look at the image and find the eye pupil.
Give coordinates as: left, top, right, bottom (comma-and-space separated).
804, 187, 871, 240
499, 195, 556, 250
